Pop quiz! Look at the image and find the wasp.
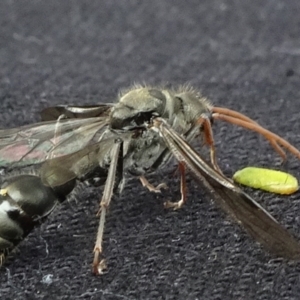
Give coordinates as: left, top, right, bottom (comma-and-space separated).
1, 85, 300, 275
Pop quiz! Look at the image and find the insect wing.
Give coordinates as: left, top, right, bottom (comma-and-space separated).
0, 116, 109, 168
41, 104, 113, 121
39, 132, 130, 189
153, 118, 300, 259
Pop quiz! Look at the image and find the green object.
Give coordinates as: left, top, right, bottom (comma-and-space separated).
233, 167, 299, 195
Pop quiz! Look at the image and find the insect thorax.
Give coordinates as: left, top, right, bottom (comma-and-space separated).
107, 86, 212, 176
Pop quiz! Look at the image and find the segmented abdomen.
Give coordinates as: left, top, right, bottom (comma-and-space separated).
0, 175, 71, 263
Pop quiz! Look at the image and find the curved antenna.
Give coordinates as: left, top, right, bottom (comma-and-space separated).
212, 106, 300, 161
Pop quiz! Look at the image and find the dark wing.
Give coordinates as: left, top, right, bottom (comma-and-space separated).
40, 104, 113, 121
39, 132, 131, 189
153, 118, 300, 259
0, 115, 110, 168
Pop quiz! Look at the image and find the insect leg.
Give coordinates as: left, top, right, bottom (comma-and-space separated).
197, 115, 223, 174
139, 176, 168, 193
164, 162, 187, 210
152, 117, 300, 259
93, 140, 122, 275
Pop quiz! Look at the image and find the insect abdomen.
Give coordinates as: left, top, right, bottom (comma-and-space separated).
0, 175, 71, 263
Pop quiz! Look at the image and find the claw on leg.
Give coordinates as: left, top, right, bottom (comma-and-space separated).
93, 204, 108, 275
139, 176, 168, 193
93, 247, 107, 275
164, 198, 185, 210
164, 162, 187, 210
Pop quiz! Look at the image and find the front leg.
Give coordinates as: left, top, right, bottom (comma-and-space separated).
139, 175, 168, 193
93, 141, 122, 275
164, 162, 187, 210
197, 115, 223, 175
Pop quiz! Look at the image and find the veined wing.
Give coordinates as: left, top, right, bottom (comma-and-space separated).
153, 118, 300, 259
0, 116, 110, 168
41, 104, 113, 121
40, 131, 132, 189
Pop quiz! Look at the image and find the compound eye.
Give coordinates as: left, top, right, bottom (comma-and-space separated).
134, 111, 155, 126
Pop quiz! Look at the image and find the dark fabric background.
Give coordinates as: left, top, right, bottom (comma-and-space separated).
1, 1, 300, 299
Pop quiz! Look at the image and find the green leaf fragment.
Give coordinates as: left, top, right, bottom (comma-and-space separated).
233, 167, 299, 195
